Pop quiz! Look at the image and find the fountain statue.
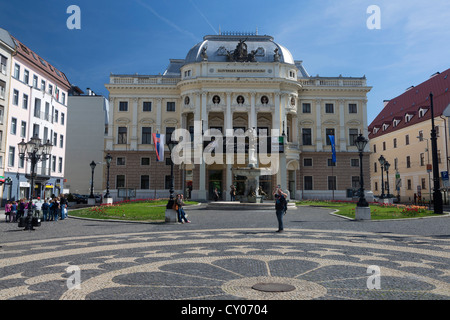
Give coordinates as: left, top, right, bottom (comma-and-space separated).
232, 128, 272, 203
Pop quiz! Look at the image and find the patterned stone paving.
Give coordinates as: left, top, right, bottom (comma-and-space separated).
1, 226, 449, 300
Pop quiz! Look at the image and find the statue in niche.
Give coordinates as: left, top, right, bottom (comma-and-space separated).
261, 96, 269, 105
201, 46, 208, 61
212, 95, 221, 105
274, 48, 280, 62
237, 95, 245, 105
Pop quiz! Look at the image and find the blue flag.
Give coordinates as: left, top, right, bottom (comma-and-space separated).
329, 135, 336, 163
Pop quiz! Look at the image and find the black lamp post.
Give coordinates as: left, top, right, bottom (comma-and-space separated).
166, 139, 178, 210
104, 153, 112, 199
430, 92, 443, 214
89, 160, 96, 198
355, 134, 369, 207
384, 161, 391, 198
378, 155, 386, 198
18, 134, 53, 230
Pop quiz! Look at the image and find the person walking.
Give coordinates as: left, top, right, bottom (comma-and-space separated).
10, 201, 17, 222
51, 198, 60, 221
42, 199, 49, 221
4, 201, 11, 222
60, 194, 68, 219
273, 188, 287, 233
34, 197, 43, 219
230, 185, 236, 202
176, 194, 190, 224
213, 188, 220, 201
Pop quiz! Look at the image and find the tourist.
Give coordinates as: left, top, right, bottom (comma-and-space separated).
17, 199, 25, 220
176, 194, 190, 224
60, 194, 68, 219
213, 188, 219, 201
34, 197, 43, 219
51, 198, 60, 221
230, 185, 236, 201
10, 201, 17, 222
42, 199, 50, 221
4, 201, 11, 222
273, 188, 287, 233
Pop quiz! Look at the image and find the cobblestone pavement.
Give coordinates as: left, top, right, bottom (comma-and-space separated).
0, 205, 449, 301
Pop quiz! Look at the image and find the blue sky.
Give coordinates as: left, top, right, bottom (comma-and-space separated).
1, 0, 449, 124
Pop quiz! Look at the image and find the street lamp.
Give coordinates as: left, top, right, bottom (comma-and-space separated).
355, 134, 369, 208
429, 92, 443, 214
166, 139, 178, 210
104, 153, 112, 199
18, 134, 53, 230
89, 160, 96, 199
378, 155, 386, 198
384, 161, 391, 198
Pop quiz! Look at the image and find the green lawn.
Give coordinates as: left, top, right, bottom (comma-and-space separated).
69, 200, 198, 222
295, 200, 442, 220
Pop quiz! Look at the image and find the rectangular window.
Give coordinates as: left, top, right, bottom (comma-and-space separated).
422, 178, 426, 190
382, 141, 386, 151
33, 75, 38, 88
141, 157, 150, 166
352, 176, 360, 189
53, 132, 57, 146
327, 159, 336, 167
325, 128, 334, 145
303, 158, 313, 167
119, 101, 128, 111
393, 138, 397, 148
62, 92, 66, 105
22, 94, 28, 109
116, 175, 125, 188
34, 98, 41, 117
23, 69, 29, 84
58, 157, 63, 173
348, 103, 357, 113
302, 103, 311, 113
406, 156, 411, 168
405, 135, 409, 145
33, 124, 40, 137
349, 129, 358, 146
351, 159, 360, 167
54, 109, 59, 123
328, 176, 336, 190
52, 156, 56, 172
41, 80, 46, 91
143, 101, 152, 112
304, 176, 313, 190
167, 102, 176, 112
407, 179, 412, 190
302, 128, 312, 145
166, 127, 175, 142
118, 127, 127, 144
11, 118, 17, 134
141, 175, 150, 189
14, 63, 20, 79
420, 153, 425, 166
20, 121, 26, 137
325, 103, 334, 113
116, 157, 126, 165
374, 162, 377, 173
60, 135, 64, 148
165, 175, 172, 189
142, 127, 152, 144
61, 113, 65, 125
13, 89, 19, 105
8, 146, 15, 167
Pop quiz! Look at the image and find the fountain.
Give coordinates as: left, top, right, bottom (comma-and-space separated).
231, 128, 273, 203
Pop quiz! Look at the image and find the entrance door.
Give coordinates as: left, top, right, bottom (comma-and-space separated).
209, 170, 223, 200
288, 170, 296, 199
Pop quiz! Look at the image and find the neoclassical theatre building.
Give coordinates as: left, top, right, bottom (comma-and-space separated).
104, 33, 372, 201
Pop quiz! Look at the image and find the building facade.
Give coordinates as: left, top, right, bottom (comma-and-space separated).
0, 28, 16, 203
368, 69, 450, 203
65, 86, 109, 195
1, 31, 71, 203
105, 33, 372, 202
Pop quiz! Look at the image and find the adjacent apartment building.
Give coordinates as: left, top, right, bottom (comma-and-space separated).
104, 32, 372, 202
0, 29, 71, 203
65, 86, 109, 195
368, 68, 450, 203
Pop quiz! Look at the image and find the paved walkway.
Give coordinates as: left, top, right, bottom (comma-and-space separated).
0, 204, 449, 302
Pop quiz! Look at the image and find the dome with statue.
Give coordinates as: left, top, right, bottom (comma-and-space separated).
184, 32, 295, 65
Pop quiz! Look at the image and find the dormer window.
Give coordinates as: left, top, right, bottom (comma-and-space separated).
418, 107, 428, 118
382, 123, 390, 131
373, 127, 380, 134
405, 113, 414, 123
393, 118, 401, 127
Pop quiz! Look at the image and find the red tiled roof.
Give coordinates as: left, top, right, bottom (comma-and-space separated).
11, 35, 71, 90
369, 69, 450, 139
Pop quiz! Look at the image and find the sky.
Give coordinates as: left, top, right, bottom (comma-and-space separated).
0, 0, 449, 124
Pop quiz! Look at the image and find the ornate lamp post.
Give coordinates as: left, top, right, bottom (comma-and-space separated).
378, 155, 386, 199
384, 161, 391, 198
104, 153, 112, 201
18, 134, 53, 230
165, 137, 178, 222
89, 160, 97, 200
430, 92, 443, 214
355, 134, 369, 208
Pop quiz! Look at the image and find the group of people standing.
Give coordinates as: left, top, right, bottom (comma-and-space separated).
4, 194, 68, 223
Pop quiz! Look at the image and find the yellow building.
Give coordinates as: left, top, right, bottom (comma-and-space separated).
105, 33, 371, 202
368, 69, 450, 203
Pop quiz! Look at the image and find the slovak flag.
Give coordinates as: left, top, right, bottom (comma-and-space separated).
152, 133, 165, 162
